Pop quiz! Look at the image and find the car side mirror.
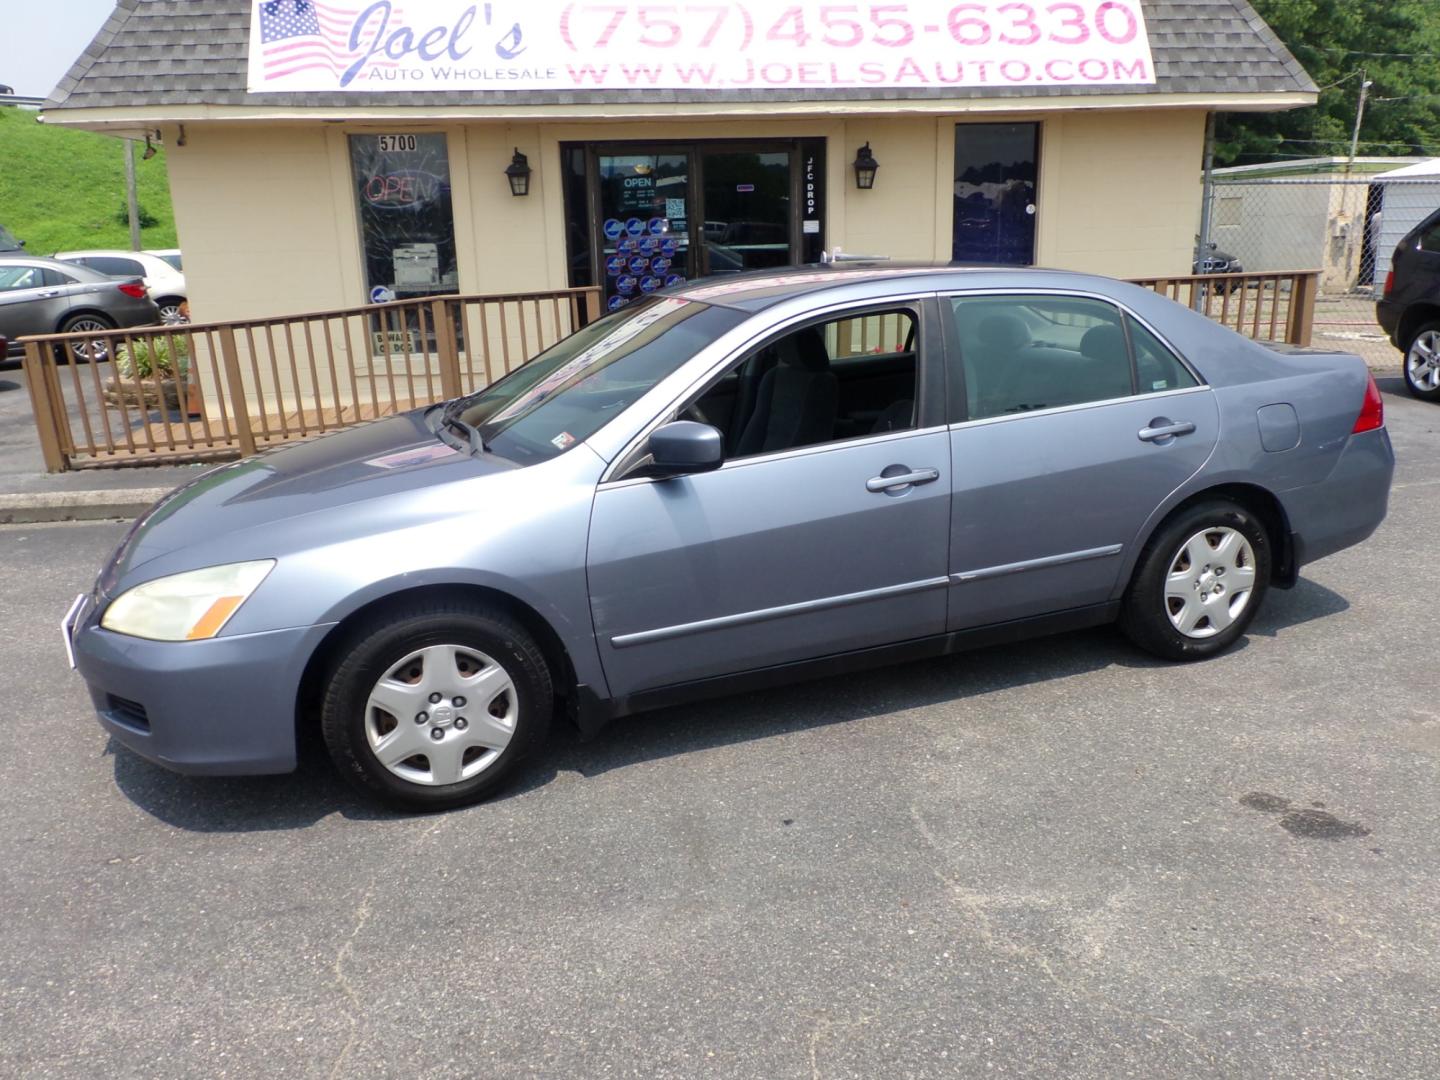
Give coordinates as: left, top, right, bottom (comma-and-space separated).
647, 420, 723, 476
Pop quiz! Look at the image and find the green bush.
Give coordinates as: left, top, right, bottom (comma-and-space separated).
114, 202, 160, 229
116, 335, 189, 380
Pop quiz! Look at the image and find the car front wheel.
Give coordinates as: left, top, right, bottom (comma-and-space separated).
1119, 500, 1271, 662
1403, 322, 1440, 402
320, 601, 554, 811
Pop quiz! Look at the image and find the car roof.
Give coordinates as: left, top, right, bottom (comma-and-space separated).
672, 263, 1152, 312
54, 249, 159, 260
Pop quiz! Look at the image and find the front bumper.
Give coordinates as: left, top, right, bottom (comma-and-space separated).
72, 604, 333, 775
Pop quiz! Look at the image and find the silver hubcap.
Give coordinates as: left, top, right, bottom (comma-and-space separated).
1408, 330, 1440, 391
68, 320, 110, 359
1164, 526, 1257, 639
158, 305, 188, 325
364, 644, 517, 787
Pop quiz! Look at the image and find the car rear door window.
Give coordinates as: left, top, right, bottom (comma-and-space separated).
948, 295, 1134, 421
42, 268, 79, 287
86, 256, 146, 278
1418, 219, 1440, 254
1128, 315, 1199, 393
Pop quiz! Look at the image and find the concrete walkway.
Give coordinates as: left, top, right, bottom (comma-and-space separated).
0, 366, 208, 522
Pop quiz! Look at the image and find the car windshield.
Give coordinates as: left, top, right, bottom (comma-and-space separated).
0, 225, 20, 249
452, 296, 744, 465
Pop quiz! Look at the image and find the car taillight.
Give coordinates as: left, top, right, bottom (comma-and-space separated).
1352, 371, 1384, 434
1383, 270, 1395, 297
117, 282, 147, 299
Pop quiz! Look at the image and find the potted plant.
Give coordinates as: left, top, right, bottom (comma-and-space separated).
105, 335, 202, 416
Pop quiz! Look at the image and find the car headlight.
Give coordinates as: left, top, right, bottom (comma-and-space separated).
101, 560, 275, 641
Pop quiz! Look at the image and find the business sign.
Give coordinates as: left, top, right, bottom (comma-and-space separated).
247, 0, 1155, 93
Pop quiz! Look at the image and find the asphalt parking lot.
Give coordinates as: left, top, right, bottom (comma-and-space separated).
2, 380, 1438, 1080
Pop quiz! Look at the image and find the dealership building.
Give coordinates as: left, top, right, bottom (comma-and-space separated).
43, 0, 1316, 323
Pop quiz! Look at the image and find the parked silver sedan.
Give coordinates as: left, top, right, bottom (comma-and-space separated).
0, 255, 160, 361
67, 267, 1394, 810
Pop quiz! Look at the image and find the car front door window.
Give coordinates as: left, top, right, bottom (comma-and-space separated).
683, 306, 921, 459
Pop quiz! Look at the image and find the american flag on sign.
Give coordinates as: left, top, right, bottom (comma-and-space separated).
256, 0, 402, 82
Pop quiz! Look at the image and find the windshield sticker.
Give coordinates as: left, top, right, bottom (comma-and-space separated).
366, 443, 458, 469
551, 432, 577, 450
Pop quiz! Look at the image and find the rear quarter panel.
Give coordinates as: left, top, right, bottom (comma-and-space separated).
1098, 288, 1380, 593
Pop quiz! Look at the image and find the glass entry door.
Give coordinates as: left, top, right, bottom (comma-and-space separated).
583, 141, 818, 312
597, 152, 692, 314
952, 123, 1039, 266
698, 148, 793, 276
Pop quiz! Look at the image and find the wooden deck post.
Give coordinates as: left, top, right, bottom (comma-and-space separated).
21, 340, 69, 472
1287, 272, 1317, 346
432, 298, 462, 399
217, 325, 257, 456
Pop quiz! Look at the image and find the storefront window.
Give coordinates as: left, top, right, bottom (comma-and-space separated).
349, 133, 459, 302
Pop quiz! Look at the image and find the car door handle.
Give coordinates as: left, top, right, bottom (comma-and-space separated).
36, 290, 61, 298
866, 467, 940, 493
1138, 419, 1197, 443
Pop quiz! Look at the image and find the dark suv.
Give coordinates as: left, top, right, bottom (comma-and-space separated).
1377, 207, 1440, 402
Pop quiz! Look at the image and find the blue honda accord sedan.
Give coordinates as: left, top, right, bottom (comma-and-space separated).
66, 266, 1394, 809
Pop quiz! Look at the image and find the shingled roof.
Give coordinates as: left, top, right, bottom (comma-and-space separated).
45, 0, 1316, 111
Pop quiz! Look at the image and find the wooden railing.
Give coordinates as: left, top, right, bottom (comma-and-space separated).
21, 270, 1320, 473
1129, 270, 1318, 346
21, 287, 601, 472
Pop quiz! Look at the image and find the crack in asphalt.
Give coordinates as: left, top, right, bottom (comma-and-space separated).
328, 888, 373, 1080
908, 803, 1222, 1073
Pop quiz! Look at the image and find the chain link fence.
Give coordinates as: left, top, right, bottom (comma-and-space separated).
1199, 174, 1440, 367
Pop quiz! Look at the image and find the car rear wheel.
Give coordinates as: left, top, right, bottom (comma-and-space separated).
320, 601, 554, 811
58, 313, 115, 363
1403, 323, 1440, 402
1119, 500, 1271, 662
156, 299, 188, 325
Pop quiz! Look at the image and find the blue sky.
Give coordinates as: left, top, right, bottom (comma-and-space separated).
1, 0, 118, 97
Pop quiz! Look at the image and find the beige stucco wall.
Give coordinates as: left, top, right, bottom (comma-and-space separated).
1035, 109, 1206, 277
162, 108, 1206, 323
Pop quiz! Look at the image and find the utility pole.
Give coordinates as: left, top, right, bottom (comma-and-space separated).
1195, 111, 1216, 312
1343, 71, 1373, 289
1346, 70, 1372, 175
124, 138, 141, 250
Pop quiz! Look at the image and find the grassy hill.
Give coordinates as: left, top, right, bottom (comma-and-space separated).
0, 106, 177, 255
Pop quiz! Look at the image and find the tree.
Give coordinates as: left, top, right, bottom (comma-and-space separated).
1215, 0, 1440, 166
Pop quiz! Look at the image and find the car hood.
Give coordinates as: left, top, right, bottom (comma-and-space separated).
100, 410, 522, 593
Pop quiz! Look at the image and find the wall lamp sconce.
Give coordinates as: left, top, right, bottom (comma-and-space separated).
141, 134, 157, 160
505, 148, 532, 196
852, 143, 879, 190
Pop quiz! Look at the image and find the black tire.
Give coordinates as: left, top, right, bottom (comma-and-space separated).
320, 601, 554, 811
1119, 499, 1271, 662
1402, 321, 1440, 402
57, 312, 116, 363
